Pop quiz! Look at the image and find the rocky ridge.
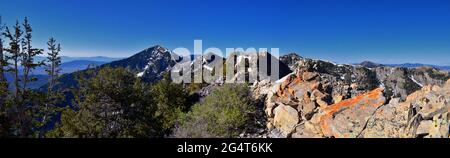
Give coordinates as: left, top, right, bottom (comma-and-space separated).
253, 57, 450, 138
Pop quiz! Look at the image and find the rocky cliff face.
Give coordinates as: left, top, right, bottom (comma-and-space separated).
254, 56, 450, 138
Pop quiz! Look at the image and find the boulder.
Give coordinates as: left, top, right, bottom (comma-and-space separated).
319, 88, 386, 138
427, 113, 450, 138
416, 120, 433, 136
273, 104, 300, 136
298, 101, 316, 119
291, 121, 323, 138
302, 71, 319, 81
362, 98, 410, 138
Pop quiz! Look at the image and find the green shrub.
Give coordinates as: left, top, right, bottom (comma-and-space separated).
173, 84, 255, 138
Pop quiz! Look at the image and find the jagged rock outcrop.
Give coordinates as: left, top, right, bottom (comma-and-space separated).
266, 77, 450, 138
318, 88, 386, 138
362, 80, 450, 138
221, 52, 292, 83
171, 52, 224, 84
263, 61, 381, 137
361, 98, 410, 138
259, 55, 450, 138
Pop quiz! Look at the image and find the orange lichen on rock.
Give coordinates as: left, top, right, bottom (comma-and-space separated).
292, 74, 303, 85
319, 88, 386, 138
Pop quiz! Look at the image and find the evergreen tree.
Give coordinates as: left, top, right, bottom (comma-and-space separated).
3, 20, 25, 136
3, 20, 22, 99
0, 15, 10, 138
34, 37, 63, 137
45, 37, 61, 92
47, 67, 158, 138
20, 17, 44, 96
151, 73, 189, 135
0, 16, 7, 111
2, 17, 45, 137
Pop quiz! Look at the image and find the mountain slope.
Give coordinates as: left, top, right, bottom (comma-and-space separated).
103, 45, 175, 82
44, 45, 174, 90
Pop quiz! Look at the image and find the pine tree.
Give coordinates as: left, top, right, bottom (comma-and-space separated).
3, 20, 22, 99
20, 17, 44, 96
47, 67, 158, 138
0, 15, 10, 138
36, 37, 62, 137
45, 37, 61, 92
2, 18, 44, 137
0, 16, 7, 110
152, 73, 189, 135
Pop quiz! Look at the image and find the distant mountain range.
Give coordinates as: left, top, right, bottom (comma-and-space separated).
385, 63, 450, 70
33, 56, 122, 63
29, 60, 108, 75
357, 61, 450, 71
6, 56, 122, 90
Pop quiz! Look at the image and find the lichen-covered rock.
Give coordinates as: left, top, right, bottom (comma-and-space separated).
258, 55, 450, 138
273, 104, 299, 136
361, 98, 410, 138
291, 121, 323, 138
319, 88, 386, 138
427, 113, 450, 138
402, 84, 450, 138
362, 83, 450, 138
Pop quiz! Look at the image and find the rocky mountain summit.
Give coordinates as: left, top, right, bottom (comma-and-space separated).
107, 45, 175, 82
251, 56, 450, 138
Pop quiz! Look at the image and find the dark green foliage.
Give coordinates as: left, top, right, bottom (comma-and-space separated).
46, 69, 192, 138
0, 16, 8, 113
0, 17, 67, 138
173, 84, 255, 138
152, 74, 190, 134
33, 38, 64, 137
3, 19, 23, 98
403, 80, 422, 95
47, 67, 160, 138
45, 37, 62, 91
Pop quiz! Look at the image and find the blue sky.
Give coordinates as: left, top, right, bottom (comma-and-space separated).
1, 0, 450, 65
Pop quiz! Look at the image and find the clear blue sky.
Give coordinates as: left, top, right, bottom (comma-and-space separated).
1, 0, 450, 65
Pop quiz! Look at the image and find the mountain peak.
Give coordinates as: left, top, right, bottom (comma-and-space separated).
279, 53, 303, 70
359, 61, 383, 68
